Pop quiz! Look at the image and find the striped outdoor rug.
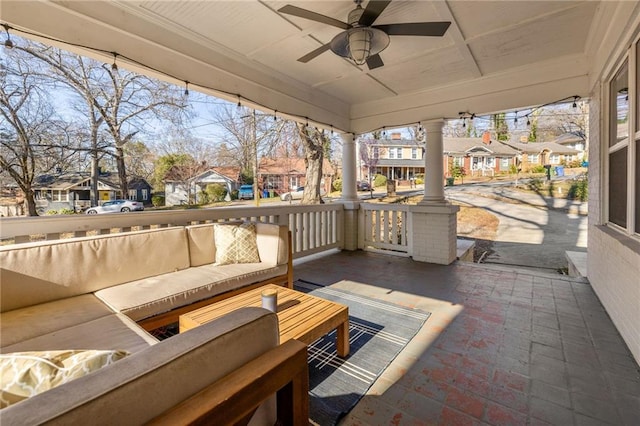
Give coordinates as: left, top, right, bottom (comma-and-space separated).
294, 280, 431, 426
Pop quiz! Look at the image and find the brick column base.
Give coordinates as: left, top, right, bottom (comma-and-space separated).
410, 203, 459, 264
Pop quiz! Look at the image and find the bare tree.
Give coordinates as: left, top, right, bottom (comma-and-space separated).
15, 40, 187, 201
0, 55, 77, 215
296, 124, 327, 204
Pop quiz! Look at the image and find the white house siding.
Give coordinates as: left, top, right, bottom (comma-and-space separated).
588, 59, 640, 363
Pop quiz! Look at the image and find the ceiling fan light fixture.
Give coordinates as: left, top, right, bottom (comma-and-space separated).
330, 27, 389, 66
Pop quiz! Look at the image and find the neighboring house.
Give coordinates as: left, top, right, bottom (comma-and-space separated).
553, 133, 587, 160
259, 157, 334, 195
499, 140, 580, 171
126, 177, 153, 206
443, 137, 520, 177
165, 167, 240, 206
33, 172, 121, 213
361, 135, 519, 181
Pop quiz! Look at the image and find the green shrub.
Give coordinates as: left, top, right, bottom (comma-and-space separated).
509, 164, 519, 174
373, 174, 387, 187
46, 209, 58, 215
206, 183, 227, 202
151, 195, 165, 207
568, 178, 588, 201
528, 177, 544, 191
531, 164, 547, 174
332, 179, 342, 192
59, 208, 75, 215
415, 178, 424, 185
198, 191, 210, 205
230, 189, 239, 200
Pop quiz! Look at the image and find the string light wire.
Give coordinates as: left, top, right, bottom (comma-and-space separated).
0, 22, 582, 136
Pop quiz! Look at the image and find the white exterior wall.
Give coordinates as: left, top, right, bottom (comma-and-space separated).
588, 40, 640, 364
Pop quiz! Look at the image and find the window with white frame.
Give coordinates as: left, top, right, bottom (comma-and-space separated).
388, 148, 395, 159
396, 147, 403, 159
500, 157, 510, 170
141, 189, 148, 200
373, 147, 379, 159
51, 190, 68, 201
453, 156, 464, 166
128, 189, 137, 200
411, 147, 417, 159
607, 36, 639, 234
550, 154, 560, 164
529, 154, 539, 164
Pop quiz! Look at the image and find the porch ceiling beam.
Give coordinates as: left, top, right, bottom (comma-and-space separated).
350, 54, 590, 134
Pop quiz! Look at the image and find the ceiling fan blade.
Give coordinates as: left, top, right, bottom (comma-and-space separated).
359, 1, 392, 27
278, 5, 350, 30
366, 54, 385, 70
298, 44, 332, 63
374, 22, 451, 36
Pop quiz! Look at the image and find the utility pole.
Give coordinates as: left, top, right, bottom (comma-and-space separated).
252, 110, 260, 207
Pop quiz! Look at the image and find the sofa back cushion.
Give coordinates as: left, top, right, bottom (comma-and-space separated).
0, 228, 190, 312
186, 222, 288, 267
0, 308, 279, 426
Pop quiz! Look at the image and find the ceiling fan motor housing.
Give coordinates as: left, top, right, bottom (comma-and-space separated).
330, 3, 389, 65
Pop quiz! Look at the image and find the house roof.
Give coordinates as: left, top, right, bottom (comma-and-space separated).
259, 157, 334, 176
500, 141, 580, 155
4, 1, 625, 134
553, 133, 586, 146
443, 138, 519, 156
33, 172, 120, 191
192, 168, 240, 183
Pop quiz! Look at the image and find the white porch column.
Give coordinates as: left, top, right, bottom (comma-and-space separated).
410, 119, 459, 264
420, 119, 445, 204
340, 133, 358, 201
340, 133, 359, 251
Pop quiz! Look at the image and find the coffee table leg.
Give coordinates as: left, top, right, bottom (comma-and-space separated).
336, 320, 350, 357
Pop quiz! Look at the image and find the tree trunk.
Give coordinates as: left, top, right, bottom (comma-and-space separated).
24, 189, 38, 216
116, 144, 128, 198
297, 124, 324, 205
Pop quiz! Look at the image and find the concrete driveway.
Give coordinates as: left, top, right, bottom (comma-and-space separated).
446, 182, 588, 272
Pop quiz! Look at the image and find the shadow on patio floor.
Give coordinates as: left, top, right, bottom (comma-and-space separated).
294, 250, 640, 425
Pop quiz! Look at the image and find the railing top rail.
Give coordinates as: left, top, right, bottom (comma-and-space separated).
359, 203, 411, 211
0, 203, 345, 240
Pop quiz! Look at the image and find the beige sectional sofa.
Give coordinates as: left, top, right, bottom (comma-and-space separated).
0, 222, 307, 424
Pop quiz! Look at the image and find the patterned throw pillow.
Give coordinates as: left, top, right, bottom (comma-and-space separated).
0, 349, 129, 408
214, 222, 261, 265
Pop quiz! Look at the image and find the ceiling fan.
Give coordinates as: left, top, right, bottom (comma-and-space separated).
278, 0, 451, 70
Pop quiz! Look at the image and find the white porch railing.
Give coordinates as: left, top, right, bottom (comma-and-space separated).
358, 202, 411, 256
0, 204, 344, 260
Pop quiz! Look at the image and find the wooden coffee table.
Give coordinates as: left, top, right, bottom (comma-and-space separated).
180, 284, 350, 357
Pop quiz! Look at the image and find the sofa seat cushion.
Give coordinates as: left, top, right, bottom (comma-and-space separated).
0, 308, 278, 426
94, 263, 288, 322
1, 314, 157, 355
0, 349, 129, 408
0, 295, 114, 349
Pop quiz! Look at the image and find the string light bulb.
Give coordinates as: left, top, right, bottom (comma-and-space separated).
237, 96, 241, 109
2, 24, 13, 49
572, 96, 578, 108
111, 52, 118, 71
273, 110, 277, 121
462, 118, 466, 128
382, 126, 386, 137
514, 111, 518, 124
526, 116, 531, 126
184, 81, 189, 96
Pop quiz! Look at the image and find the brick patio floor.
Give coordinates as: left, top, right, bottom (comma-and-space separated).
294, 250, 640, 425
